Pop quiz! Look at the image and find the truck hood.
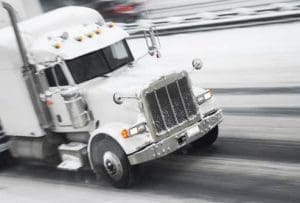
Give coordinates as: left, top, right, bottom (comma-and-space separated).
80, 55, 187, 125
79, 55, 207, 126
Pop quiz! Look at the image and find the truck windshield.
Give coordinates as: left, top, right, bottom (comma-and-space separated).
66, 40, 133, 84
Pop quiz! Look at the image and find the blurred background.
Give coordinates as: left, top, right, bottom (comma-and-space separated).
0, 0, 300, 202
39, 0, 145, 23
1, 0, 299, 26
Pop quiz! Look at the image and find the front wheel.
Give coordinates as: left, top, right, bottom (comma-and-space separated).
0, 150, 11, 168
90, 136, 136, 188
191, 126, 219, 148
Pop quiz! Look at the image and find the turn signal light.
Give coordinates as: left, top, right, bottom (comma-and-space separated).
46, 99, 53, 107
121, 129, 129, 139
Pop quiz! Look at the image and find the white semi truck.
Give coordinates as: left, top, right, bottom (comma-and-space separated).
0, 2, 223, 188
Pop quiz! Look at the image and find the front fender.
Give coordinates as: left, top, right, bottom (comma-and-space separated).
87, 122, 153, 169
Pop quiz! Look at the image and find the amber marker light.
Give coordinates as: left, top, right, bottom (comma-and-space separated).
87, 32, 94, 38
53, 42, 61, 49
46, 99, 53, 107
76, 36, 84, 42
121, 129, 129, 139
108, 22, 115, 28
95, 29, 102, 34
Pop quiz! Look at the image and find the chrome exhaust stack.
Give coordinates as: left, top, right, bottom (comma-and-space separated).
2, 1, 52, 130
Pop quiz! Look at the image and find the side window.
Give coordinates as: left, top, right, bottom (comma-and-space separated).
110, 41, 129, 60
45, 65, 69, 87
55, 65, 69, 86
45, 68, 56, 87
102, 40, 133, 69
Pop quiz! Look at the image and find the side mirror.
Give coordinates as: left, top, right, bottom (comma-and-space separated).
113, 93, 123, 105
192, 58, 203, 70
143, 27, 161, 58
113, 92, 139, 105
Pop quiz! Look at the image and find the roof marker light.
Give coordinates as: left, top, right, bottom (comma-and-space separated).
108, 22, 115, 28
95, 29, 102, 34
75, 36, 84, 42
53, 42, 61, 49
87, 32, 94, 38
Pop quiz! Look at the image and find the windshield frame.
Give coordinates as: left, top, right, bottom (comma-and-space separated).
65, 39, 134, 84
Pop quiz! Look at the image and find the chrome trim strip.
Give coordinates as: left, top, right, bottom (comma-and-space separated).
165, 86, 179, 125
154, 91, 168, 132
176, 81, 189, 119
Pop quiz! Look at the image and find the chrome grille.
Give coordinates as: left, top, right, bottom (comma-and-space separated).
145, 76, 197, 134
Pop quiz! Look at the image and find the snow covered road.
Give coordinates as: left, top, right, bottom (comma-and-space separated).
1, 120, 299, 202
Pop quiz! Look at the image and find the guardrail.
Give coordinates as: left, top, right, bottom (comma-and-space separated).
119, 2, 300, 37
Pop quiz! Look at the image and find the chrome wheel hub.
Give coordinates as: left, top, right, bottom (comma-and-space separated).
103, 151, 123, 181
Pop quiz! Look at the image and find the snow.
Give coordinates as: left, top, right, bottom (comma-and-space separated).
128, 21, 300, 88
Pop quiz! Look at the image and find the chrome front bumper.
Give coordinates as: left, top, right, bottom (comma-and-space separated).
128, 109, 223, 165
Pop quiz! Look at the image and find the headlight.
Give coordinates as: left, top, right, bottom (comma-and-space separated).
129, 122, 147, 136
196, 90, 213, 105
121, 122, 147, 139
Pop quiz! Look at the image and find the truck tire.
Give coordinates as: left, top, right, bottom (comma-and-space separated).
90, 136, 136, 188
191, 126, 219, 148
0, 150, 11, 168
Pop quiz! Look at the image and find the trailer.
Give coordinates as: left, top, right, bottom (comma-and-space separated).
0, 2, 223, 188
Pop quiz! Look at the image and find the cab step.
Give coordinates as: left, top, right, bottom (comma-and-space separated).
57, 142, 87, 171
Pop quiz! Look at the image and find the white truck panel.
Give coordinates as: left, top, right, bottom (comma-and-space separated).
1, 6, 103, 39
31, 25, 129, 62
0, 57, 44, 137
0, 6, 105, 71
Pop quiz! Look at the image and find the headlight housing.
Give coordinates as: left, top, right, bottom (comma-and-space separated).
196, 90, 213, 105
121, 122, 148, 139
129, 122, 147, 136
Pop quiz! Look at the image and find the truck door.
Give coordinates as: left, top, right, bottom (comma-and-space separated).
43, 64, 73, 128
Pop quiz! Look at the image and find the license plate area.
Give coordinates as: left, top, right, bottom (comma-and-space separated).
176, 133, 188, 145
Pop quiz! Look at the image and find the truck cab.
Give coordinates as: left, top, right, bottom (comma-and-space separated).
0, 4, 223, 188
